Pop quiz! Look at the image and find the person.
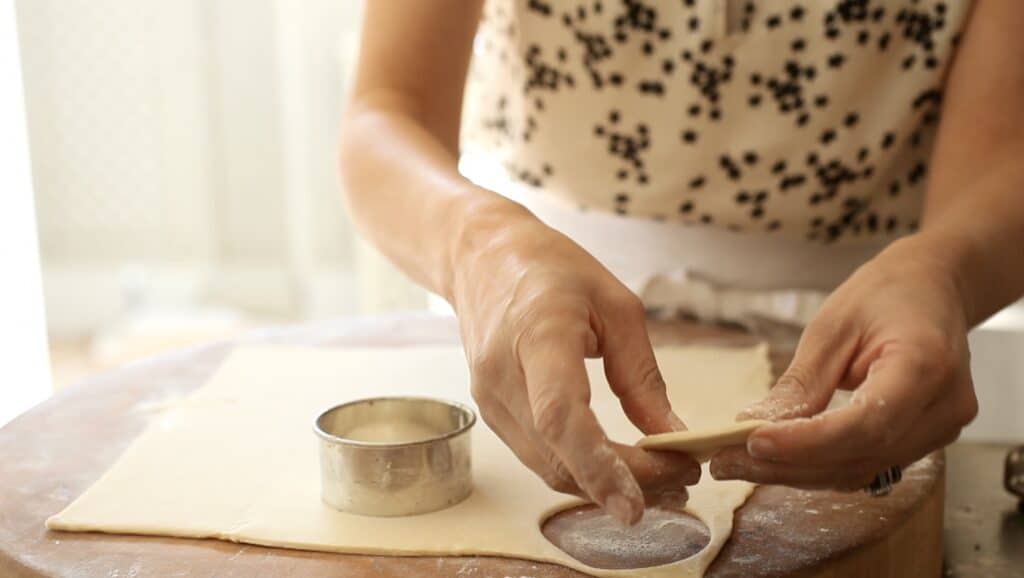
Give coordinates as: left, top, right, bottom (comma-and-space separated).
338, 0, 1024, 526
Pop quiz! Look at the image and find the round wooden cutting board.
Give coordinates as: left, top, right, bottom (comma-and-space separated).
0, 315, 943, 577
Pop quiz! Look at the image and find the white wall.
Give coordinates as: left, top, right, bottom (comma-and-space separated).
1, 0, 52, 426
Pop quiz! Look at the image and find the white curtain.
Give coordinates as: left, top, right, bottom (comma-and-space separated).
16, 0, 427, 340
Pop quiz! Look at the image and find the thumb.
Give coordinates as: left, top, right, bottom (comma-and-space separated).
739, 318, 855, 422
601, 296, 687, 435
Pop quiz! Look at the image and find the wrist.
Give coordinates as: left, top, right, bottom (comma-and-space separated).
883, 230, 979, 325
438, 188, 539, 303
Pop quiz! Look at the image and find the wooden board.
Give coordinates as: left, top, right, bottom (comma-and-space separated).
0, 315, 944, 577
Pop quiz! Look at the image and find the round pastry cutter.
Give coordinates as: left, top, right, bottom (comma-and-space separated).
314, 396, 476, 516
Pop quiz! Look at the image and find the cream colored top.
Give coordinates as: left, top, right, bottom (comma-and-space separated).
463, 0, 972, 245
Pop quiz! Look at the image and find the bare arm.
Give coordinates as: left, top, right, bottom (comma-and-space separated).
915, 0, 1024, 325
339, 2, 698, 523
339, 0, 498, 298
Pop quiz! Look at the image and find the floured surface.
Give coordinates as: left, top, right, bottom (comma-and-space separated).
48, 345, 772, 577
637, 420, 769, 462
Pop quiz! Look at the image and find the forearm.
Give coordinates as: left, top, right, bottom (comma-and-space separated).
899, 0, 1024, 327
338, 96, 529, 300
914, 153, 1024, 326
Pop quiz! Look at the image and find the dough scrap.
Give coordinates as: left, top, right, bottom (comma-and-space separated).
637, 420, 769, 462
48, 345, 772, 578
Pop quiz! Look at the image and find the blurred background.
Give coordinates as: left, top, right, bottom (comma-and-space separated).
14, 0, 435, 394
2, 0, 1021, 440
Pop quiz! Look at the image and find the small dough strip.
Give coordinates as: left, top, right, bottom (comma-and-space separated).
637, 420, 769, 463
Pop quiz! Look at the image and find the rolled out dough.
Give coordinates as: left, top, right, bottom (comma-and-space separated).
48, 344, 772, 577
637, 420, 769, 462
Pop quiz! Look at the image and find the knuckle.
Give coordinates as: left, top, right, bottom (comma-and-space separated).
634, 361, 667, 397
913, 330, 959, 378
542, 456, 578, 493
538, 468, 577, 494
609, 289, 647, 322
468, 347, 502, 381
469, 381, 492, 408
776, 365, 814, 398
956, 391, 979, 427
516, 311, 588, 353
938, 427, 963, 449
474, 400, 502, 427
531, 396, 572, 441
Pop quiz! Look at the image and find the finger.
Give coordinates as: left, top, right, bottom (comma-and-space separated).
710, 446, 879, 490
738, 315, 857, 422
501, 377, 701, 491
746, 347, 936, 465
711, 398, 963, 491
600, 291, 687, 434
518, 321, 645, 525
493, 361, 700, 491
498, 380, 698, 494
478, 401, 583, 497
607, 441, 702, 489
712, 370, 973, 489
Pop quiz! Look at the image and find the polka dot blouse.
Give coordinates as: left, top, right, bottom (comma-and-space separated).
461, 0, 972, 243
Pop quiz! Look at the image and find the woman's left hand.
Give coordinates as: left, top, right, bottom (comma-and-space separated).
709, 235, 979, 490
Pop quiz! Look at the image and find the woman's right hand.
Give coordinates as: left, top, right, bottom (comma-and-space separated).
447, 198, 701, 525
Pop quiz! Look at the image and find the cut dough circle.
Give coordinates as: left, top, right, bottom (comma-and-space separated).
636, 420, 769, 462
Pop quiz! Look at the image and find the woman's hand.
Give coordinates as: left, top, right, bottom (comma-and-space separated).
448, 199, 700, 524
710, 235, 979, 490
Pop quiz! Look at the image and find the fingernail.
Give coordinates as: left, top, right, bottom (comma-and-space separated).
667, 410, 688, 431
748, 436, 776, 459
605, 493, 638, 526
